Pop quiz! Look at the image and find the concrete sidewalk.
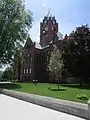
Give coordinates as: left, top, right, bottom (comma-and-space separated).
0, 89, 88, 119
0, 94, 85, 120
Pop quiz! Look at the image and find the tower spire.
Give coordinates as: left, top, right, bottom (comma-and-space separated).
47, 8, 52, 18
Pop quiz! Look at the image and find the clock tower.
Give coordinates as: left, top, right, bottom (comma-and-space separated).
40, 11, 58, 47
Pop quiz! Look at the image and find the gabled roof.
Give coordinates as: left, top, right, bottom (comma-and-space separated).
57, 32, 63, 40
24, 37, 33, 48
35, 42, 50, 50
35, 42, 42, 49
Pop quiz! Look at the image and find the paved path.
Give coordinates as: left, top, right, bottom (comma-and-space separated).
0, 82, 12, 84
0, 94, 85, 120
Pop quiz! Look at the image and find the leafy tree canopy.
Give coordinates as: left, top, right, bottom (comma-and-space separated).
48, 45, 63, 75
0, 0, 33, 65
48, 45, 64, 90
2, 67, 13, 81
63, 25, 90, 84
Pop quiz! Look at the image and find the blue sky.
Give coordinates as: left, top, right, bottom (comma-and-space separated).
25, 0, 90, 42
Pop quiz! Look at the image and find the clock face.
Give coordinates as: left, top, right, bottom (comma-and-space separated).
44, 26, 48, 31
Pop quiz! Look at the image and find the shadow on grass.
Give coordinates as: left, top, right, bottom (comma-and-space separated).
49, 88, 66, 91
62, 84, 90, 90
0, 83, 22, 90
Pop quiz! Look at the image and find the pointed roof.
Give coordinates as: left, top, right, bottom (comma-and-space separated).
24, 37, 33, 48
57, 32, 63, 40
47, 8, 52, 18
43, 9, 53, 20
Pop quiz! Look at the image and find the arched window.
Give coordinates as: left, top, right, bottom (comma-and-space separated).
29, 68, 31, 73
31, 57, 32, 61
53, 20, 55, 24
24, 69, 25, 74
26, 69, 28, 74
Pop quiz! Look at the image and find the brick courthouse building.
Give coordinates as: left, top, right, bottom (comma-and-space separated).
19, 12, 64, 82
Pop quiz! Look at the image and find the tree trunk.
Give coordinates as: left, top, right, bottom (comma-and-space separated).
53, 74, 55, 83
58, 78, 60, 91
56, 72, 60, 91
80, 76, 83, 86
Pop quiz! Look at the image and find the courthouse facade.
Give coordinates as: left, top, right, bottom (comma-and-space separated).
19, 12, 64, 82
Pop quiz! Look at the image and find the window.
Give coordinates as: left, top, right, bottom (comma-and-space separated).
53, 27, 56, 31
48, 52, 49, 55
43, 30, 45, 33
24, 69, 25, 74
31, 57, 32, 61
53, 21, 55, 24
44, 20, 47, 24
29, 68, 31, 73
26, 69, 28, 74
52, 27, 54, 30
27, 54, 29, 57
30, 56, 32, 64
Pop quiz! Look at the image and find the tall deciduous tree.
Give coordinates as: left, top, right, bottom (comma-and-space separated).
0, 0, 33, 64
63, 25, 90, 85
48, 45, 63, 90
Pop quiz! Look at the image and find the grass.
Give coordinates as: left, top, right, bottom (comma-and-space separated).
1, 82, 90, 103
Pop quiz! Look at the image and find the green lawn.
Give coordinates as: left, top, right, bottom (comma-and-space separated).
1, 83, 90, 103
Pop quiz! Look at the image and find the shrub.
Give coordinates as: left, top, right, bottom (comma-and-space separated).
76, 94, 89, 101
48, 86, 51, 90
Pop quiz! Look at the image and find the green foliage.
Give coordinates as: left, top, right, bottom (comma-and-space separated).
48, 45, 64, 90
2, 67, 13, 81
0, 70, 3, 80
0, 0, 33, 64
63, 25, 90, 84
0, 70, 3, 76
7, 83, 90, 103
76, 94, 89, 101
47, 86, 51, 90
48, 45, 63, 75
